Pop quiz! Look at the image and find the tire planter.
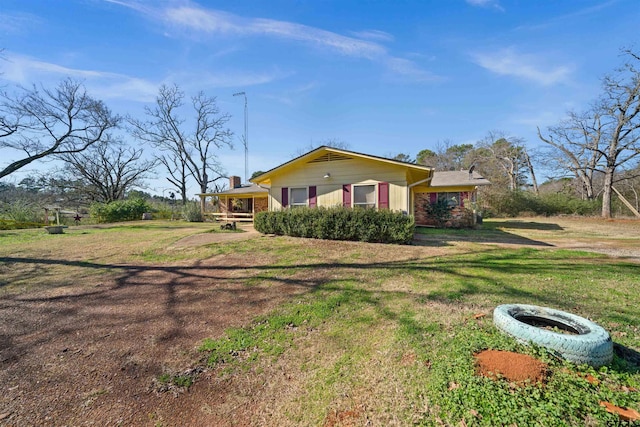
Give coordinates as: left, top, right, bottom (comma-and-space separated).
493, 304, 613, 367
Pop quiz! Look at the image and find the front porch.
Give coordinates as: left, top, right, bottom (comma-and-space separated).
197, 178, 268, 223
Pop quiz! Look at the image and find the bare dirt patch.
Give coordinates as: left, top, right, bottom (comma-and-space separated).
0, 245, 312, 426
475, 350, 548, 384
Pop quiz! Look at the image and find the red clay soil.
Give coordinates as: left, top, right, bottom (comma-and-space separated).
474, 350, 548, 384
0, 252, 314, 426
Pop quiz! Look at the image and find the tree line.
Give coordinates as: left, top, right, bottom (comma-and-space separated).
1, 49, 639, 218
389, 49, 640, 219
0, 79, 233, 207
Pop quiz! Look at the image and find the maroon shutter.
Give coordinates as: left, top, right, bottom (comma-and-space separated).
378, 182, 389, 209
342, 184, 351, 207
309, 186, 317, 208
429, 193, 437, 203
281, 187, 288, 208
460, 192, 468, 206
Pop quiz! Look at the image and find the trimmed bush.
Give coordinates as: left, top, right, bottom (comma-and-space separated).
90, 198, 151, 223
254, 206, 415, 244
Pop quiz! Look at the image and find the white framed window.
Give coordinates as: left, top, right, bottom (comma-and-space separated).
353, 184, 376, 209
290, 187, 308, 207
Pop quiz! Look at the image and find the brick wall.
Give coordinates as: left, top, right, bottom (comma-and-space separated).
254, 197, 268, 213
414, 192, 475, 228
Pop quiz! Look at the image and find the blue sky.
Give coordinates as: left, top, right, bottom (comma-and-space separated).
1, 0, 639, 195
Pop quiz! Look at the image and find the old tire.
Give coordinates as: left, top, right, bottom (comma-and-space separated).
493, 304, 613, 367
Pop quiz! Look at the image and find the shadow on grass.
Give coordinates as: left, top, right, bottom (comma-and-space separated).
614, 343, 640, 373
413, 219, 566, 248
1, 247, 638, 374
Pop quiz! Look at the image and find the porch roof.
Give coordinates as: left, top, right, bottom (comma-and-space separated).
198, 183, 269, 198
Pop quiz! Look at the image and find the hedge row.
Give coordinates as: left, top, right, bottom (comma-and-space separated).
254, 206, 415, 244
90, 198, 151, 223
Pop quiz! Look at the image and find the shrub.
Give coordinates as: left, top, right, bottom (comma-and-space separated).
483, 190, 600, 217
90, 198, 151, 223
1, 200, 42, 223
182, 201, 204, 222
254, 206, 414, 244
423, 199, 453, 227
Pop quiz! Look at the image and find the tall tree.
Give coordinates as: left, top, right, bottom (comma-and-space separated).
391, 153, 415, 163
59, 136, 157, 203
538, 111, 603, 200
475, 132, 529, 191
416, 149, 437, 166
539, 49, 640, 218
128, 84, 233, 204
0, 78, 119, 179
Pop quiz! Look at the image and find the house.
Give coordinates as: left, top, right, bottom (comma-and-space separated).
198, 146, 490, 226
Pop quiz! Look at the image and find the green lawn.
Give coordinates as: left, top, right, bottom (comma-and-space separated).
195, 237, 639, 426
1, 218, 638, 425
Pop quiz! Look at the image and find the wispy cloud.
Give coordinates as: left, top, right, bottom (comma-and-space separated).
466, 0, 504, 12
515, 0, 619, 31
110, 0, 440, 82
168, 68, 290, 91
2, 53, 158, 102
263, 81, 319, 106
471, 48, 573, 86
349, 29, 394, 43
0, 12, 43, 34
385, 58, 442, 82
162, 5, 387, 60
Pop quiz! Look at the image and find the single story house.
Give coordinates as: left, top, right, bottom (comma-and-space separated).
198, 146, 490, 226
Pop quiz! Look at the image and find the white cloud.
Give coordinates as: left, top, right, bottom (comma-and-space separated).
466, 0, 504, 11
0, 12, 43, 34
385, 58, 442, 82
349, 29, 395, 43
471, 48, 573, 86
110, 0, 439, 83
1, 53, 158, 102
162, 5, 387, 60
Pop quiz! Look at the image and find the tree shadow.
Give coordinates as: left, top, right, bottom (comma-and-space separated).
614, 343, 640, 373
413, 225, 554, 247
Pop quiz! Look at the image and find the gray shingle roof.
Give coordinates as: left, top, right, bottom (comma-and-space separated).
430, 170, 491, 187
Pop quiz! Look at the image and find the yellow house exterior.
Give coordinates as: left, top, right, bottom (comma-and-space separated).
251, 146, 433, 215
199, 146, 490, 225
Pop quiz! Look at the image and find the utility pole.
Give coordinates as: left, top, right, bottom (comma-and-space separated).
233, 91, 248, 183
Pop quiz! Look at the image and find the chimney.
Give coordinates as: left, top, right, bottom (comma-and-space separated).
230, 176, 242, 189
468, 165, 476, 181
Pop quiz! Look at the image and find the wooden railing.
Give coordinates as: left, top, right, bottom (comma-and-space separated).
203, 212, 255, 222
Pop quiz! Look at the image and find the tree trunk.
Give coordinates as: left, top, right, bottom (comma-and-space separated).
601, 167, 615, 218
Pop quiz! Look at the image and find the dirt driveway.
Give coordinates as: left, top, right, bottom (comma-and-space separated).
0, 218, 638, 426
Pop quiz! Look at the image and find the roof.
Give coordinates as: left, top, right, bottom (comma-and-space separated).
250, 145, 433, 185
197, 183, 268, 197
429, 170, 491, 187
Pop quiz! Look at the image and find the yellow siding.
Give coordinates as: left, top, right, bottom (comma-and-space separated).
269, 157, 410, 211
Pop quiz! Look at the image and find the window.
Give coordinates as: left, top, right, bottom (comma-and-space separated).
353, 184, 376, 209
437, 192, 460, 207
290, 187, 308, 207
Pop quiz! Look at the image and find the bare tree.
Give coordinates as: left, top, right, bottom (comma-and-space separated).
0, 78, 119, 179
59, 136, 157, 203
539, 49, 640, 218
538, 111, 604, 200
128, 84, 233, 204
475, 131, 529, 191
292, 138, 350, 158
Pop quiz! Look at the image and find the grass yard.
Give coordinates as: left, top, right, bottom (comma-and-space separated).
0, 217, 638, 426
